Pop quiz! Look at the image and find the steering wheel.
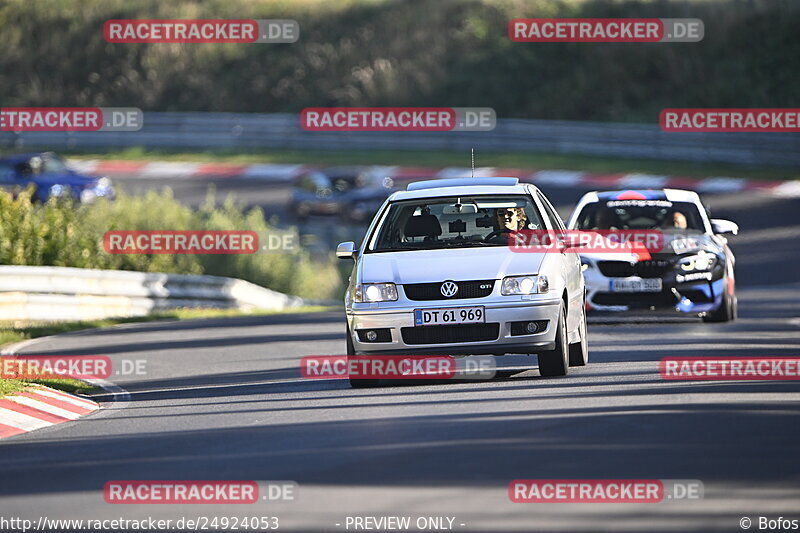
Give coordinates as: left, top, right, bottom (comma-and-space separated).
484, 228, 512, 242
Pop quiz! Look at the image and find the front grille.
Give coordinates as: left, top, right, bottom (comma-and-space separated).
401, 323, 500, 345
402, 280, 495, 301
593, 291, 677, 308
597, 260, 672, 278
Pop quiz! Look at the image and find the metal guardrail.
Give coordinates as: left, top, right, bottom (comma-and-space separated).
0, 266, 304, 321
2, 112, 798, 166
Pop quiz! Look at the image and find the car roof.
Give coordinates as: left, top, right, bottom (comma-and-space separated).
0, 152, 47, 163
320, 166, 370, 178
579, 188, 702, 204
391, 177, 532, 201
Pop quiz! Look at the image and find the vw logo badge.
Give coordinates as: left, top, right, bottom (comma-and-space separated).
440, 281, 459, 298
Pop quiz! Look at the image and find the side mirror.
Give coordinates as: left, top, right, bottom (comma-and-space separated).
336, 241, 357, 259
711, 219, 739, 236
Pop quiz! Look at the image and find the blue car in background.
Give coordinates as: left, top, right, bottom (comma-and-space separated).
0, 152, 115, 203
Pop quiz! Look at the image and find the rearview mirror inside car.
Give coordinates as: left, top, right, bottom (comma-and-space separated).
442, 204, 478, 215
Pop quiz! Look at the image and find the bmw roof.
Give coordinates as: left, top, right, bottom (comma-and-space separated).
582, 188, 701, 204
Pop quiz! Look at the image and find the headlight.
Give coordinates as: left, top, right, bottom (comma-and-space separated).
354, 283, 398, 303
80, 189, 97, 203
501, 275, 549, 295
580, 257, 595, 271
679, 251, 717, 272
49, 184, 67, 197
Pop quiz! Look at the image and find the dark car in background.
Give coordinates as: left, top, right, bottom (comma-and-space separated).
290, 166, 395, 223
0, 152, 115, 203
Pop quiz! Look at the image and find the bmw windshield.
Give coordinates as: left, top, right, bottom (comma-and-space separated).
366, 195, 544, 252
573, 200, 706, 232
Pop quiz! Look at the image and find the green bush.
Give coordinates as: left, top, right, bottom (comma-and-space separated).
0, 188, 342, 301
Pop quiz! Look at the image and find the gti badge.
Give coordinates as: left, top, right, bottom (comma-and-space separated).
440, 281, 459, 298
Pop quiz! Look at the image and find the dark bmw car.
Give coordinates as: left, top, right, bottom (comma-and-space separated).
290, 166, 395, 223
567, 189, 739, 322
0, 152, 115, 203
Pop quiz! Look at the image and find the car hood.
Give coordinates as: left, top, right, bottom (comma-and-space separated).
360, 247, 546, 284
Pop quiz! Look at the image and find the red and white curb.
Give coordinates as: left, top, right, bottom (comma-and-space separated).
67, 159, 799, 197
0, 337, 130, 441
0, 384, 99, 439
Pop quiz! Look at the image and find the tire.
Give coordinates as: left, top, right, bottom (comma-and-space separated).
346, 325, 380, 388
538, 306, 569, 377
702, 279, 737, 323
568, 306, 589, 367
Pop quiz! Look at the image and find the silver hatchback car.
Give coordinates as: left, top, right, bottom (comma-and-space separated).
337, 177, 588, 387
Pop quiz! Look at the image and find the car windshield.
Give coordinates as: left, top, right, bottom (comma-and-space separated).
367, 195, 544, 252
41, 156, 69, 173
330, 175, 360, 193
573, 200, 705, 231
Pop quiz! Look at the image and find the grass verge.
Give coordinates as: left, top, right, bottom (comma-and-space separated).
50, 147, 800, 181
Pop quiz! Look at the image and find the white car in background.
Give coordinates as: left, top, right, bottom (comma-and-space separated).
567, 188, 738, 322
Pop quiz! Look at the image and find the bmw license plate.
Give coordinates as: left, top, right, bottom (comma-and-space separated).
414, 306, 485, 326
609, 278, 663, 292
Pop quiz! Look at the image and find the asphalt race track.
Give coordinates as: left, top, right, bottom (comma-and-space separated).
1, 175, 799, 532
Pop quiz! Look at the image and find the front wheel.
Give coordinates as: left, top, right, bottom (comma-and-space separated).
538, 306, 569, 377
702, 280, 737, 323
346, 325, 380, 388
568, 307, 589, 367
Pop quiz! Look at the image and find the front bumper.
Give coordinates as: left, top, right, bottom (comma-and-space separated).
346, 298, 561, 355
584, 267, 725, 315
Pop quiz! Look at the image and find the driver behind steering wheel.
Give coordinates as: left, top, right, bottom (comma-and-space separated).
486, 207, 527, 242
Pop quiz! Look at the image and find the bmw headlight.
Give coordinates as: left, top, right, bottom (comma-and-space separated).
354, 283, 398, 303
580, 257, 595, 272
679, 251, 717, 272
501, 275, 549, 295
